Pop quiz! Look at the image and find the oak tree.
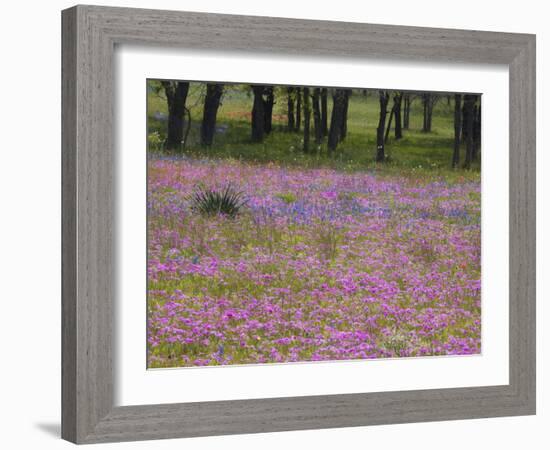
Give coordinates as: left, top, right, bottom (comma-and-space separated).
377, 90, 390, 162
200, 83, 224, 147
161, 81, 190, 151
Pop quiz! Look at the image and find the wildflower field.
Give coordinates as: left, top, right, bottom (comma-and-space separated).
147, 158, 481, 368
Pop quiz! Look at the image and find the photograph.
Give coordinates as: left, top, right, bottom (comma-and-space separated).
146, 81, 482, 368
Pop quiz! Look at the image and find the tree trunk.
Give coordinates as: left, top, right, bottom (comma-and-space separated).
452, 94, 462, 168
287, 87, 295, 131
340, 89, 350, 141
463, 94, 475, 169
303, 87, 311, 153
422, 94, 428, 132
403, 94, 410, 129
422, 93, 434, 132
200, 83, 223, 147
321, 88, 328, 137
472, 104, 478, 161
384, 103, 396, 144
182, 107, 192, 150
251, 85, 265, 142
327, 89, 347, 154
394, 92, 403, 140
427, 97, 434, 132
377, 91, 389, 162
264, 86, 274, 134
312, 88, 323, 146
472, 97, 481, 161
162, 81, 190, 151
476, 100, 482, 155
461, 102, 467, 143
296, 88, 302, 132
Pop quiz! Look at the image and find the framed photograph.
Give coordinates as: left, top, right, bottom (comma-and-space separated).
62, 5, 536, 444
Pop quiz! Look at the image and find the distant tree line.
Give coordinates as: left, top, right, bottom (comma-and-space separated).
155, 81, 481, 169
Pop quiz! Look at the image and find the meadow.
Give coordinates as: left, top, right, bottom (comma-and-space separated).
147, 84, 481, 368
147, 159, 481, 367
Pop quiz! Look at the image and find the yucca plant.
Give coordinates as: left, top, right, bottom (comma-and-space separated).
189, 184, 247, 218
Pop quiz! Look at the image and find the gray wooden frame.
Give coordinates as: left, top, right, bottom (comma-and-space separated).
62, 4, 536, 444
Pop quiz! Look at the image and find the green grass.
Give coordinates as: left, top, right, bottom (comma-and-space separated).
147, 83, 480, 174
